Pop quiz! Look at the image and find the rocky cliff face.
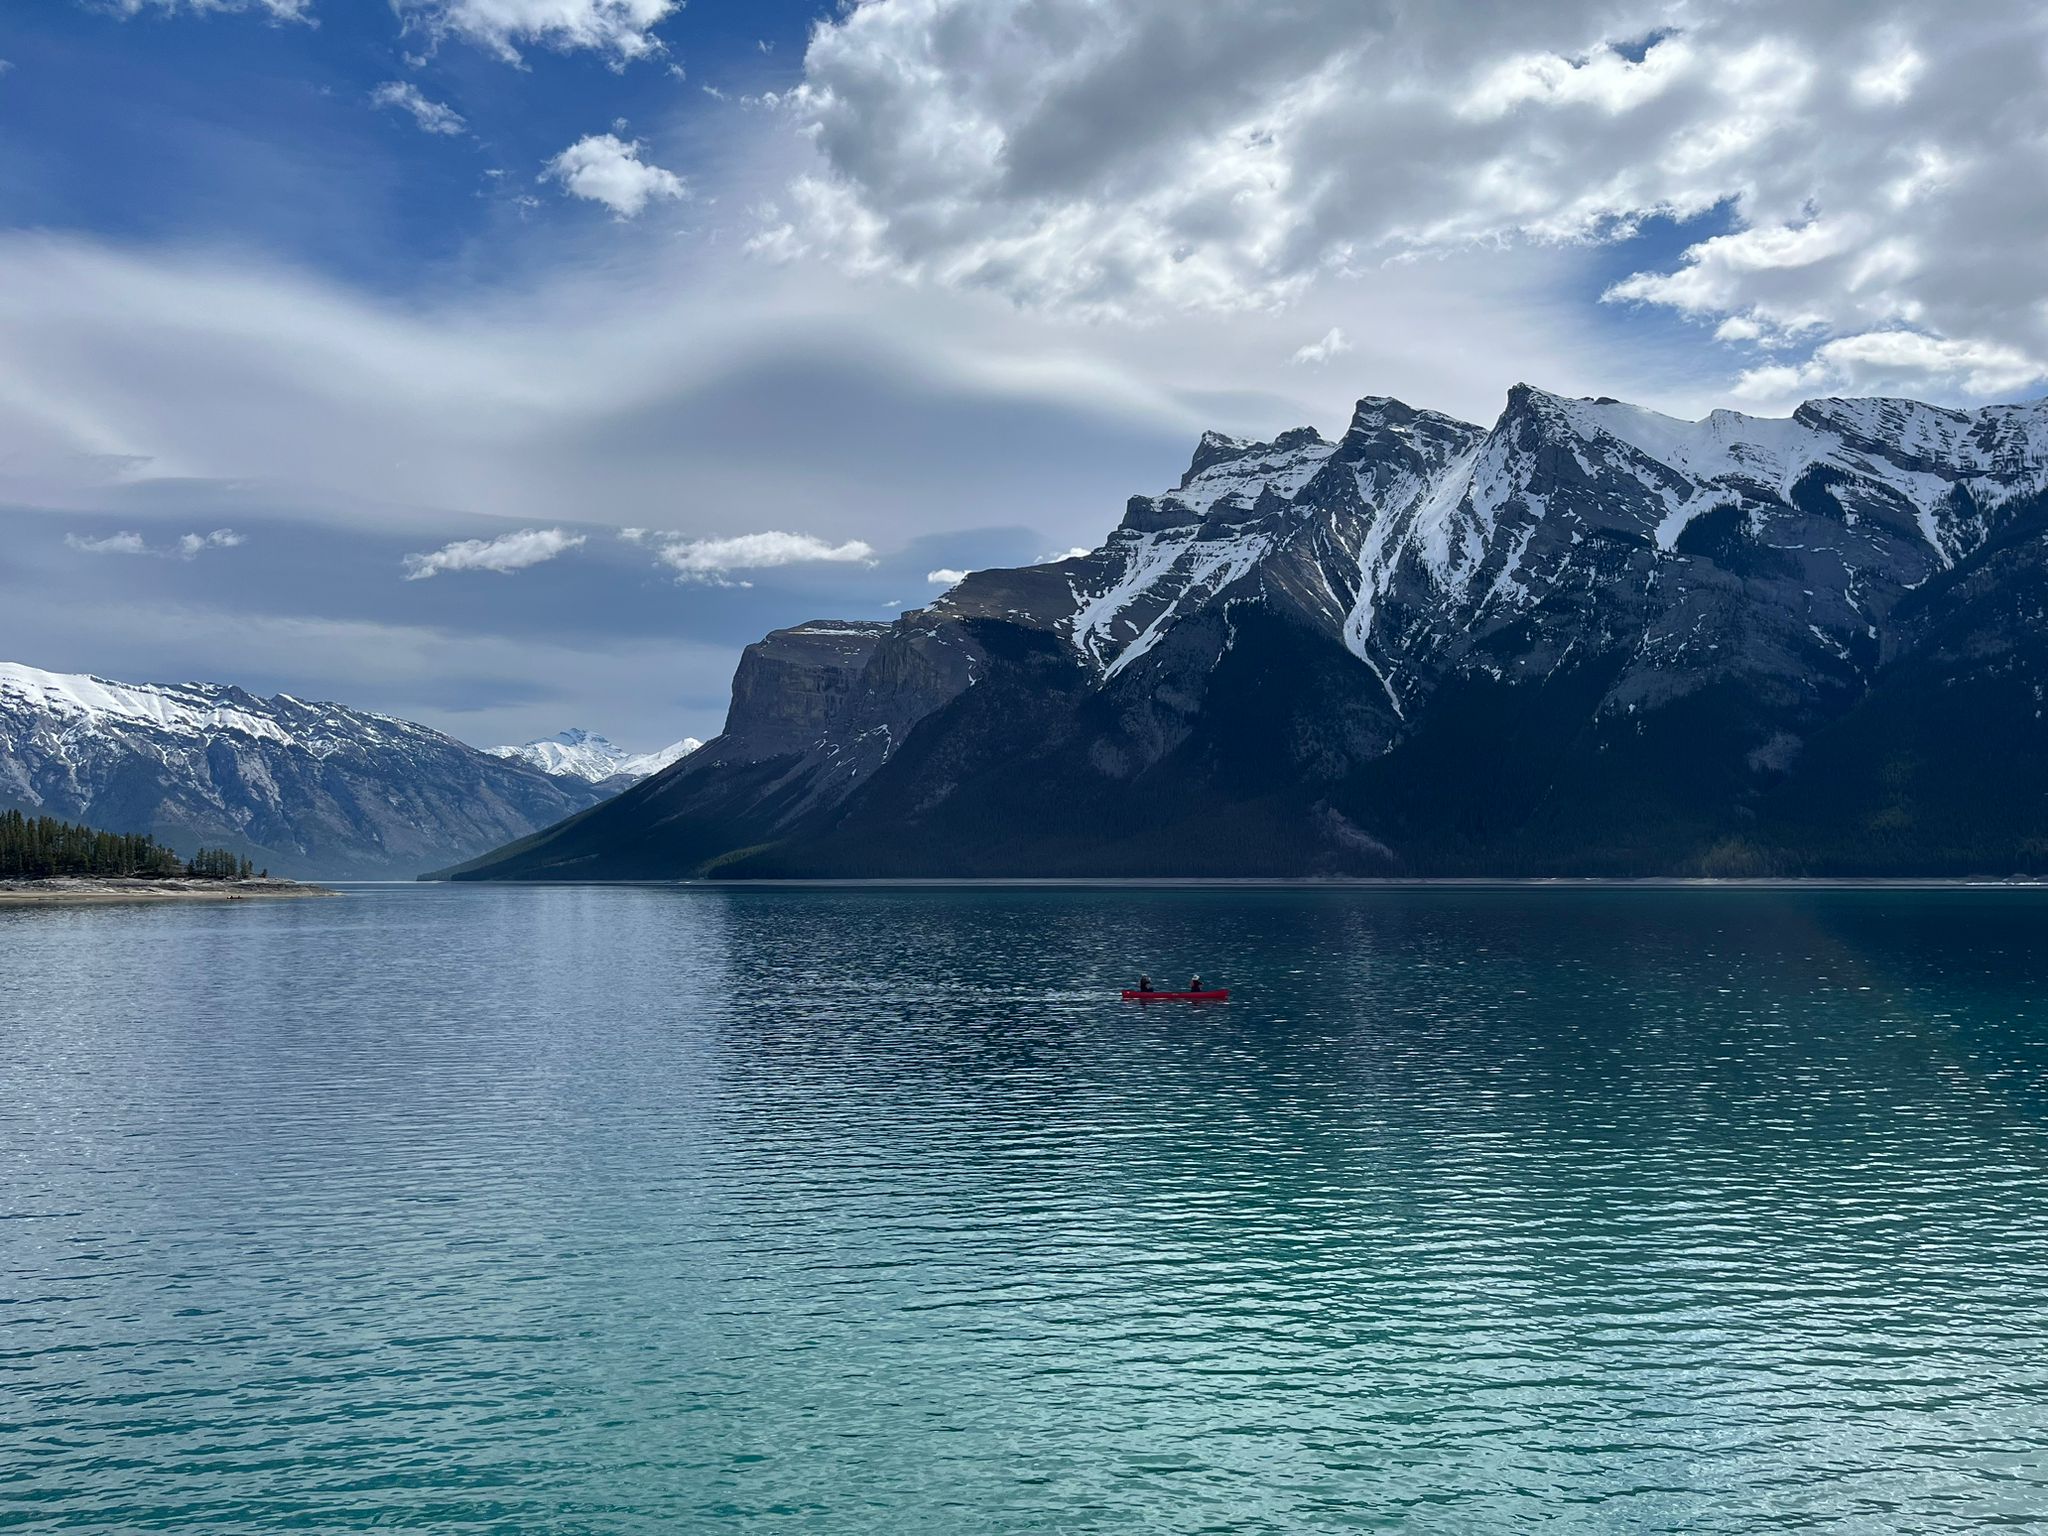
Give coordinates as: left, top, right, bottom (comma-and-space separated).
683, 618, 978, 821
444, 383, 2048, 880
0, 664, 618, 878
721, 622, 889, 758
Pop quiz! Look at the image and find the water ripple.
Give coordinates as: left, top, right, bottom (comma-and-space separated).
1, 886, 2045, 1531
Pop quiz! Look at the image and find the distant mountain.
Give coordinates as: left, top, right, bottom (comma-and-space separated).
488, 728, 701, 789
439, 383, 2048, 881
0, 663, 619, 878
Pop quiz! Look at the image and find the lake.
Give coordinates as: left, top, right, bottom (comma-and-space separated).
3, 884, 2046, 1531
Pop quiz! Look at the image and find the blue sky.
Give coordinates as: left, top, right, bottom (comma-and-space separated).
1, 0, 2042, 750
2, 1, 817, 288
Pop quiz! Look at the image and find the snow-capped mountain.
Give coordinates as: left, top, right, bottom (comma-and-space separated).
441, 384, 2048, 881
488, 728, 701, 788
0, 664, 618, 878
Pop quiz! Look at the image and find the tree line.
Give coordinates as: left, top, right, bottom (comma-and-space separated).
0, 810, 260, 882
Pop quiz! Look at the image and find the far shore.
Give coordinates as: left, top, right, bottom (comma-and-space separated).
429, 874, 2048, 890
0, 877, 340, 907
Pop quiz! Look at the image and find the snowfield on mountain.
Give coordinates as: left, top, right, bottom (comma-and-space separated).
488, 728, 702, 788
0, 664, 624, 878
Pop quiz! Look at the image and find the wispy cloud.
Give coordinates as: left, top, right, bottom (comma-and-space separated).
395, 0, 677, 66
177, 529, 245, 556
624, 528, 875, 584
542, 132, 686, 218
106, 0, 310, 19
1291, 327, 1353, 367
65, 531, 148, 556
371, 81, 467, 136
402, 527, 584, 580
66, 527, 244, 558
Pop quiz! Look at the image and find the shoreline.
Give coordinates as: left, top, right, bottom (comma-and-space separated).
0, 877, 340, 907
431, 875, 2048, 891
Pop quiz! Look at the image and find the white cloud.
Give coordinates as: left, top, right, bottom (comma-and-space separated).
1733, 331, 2044, 406
1851, 39, 1926, 105
1604, 218, 1863, 319
106, 0, 309, 18
402, 527, 584, 580
371, 81, 467, 136
65, 531, 149, 556
926, 567, 968, 585
1291, 326, 1352, 366
1463, 36, 1698, 119
627, 529, 877, 583
774, 0, 2048, 399
1038, 547, 1094, 563
177, 528, 245, 556
397, 0, 677, 66
542, 133, 686, 217
65, 528, 244, 558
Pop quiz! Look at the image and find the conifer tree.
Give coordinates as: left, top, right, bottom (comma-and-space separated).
0, 811, 186, 879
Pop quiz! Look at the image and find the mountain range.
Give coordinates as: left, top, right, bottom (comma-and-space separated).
488, 729, 701, 789
441, 382, 2048, 881
0, 664, 682, 878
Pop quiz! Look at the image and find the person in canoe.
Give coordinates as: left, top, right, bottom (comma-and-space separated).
1137, 974, 1153, 993
1188, 975, 1203, 993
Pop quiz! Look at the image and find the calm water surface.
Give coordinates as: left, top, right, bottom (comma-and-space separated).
2, 885, 2046, 1532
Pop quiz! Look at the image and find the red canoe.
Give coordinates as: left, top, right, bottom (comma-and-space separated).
1122, 989, 1229, 1001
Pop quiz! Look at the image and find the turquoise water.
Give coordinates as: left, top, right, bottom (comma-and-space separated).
2, 884, 2046, 1532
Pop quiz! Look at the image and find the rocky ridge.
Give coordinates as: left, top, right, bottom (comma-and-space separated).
441, 383, 2048, 880
0, 664, 621, 878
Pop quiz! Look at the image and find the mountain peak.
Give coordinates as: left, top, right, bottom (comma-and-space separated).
1336, 394, 1484, 471
543, 727, 612, 750
1182, 430, 1253, 483
1501, 380, 1581, 417
1113, 424, 1341, 536
489, 730, 701, 785
1179, 425, 1326, 489
1347, 394, 1422, 427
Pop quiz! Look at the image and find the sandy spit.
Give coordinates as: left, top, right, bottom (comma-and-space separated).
0, 878, 339, 907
